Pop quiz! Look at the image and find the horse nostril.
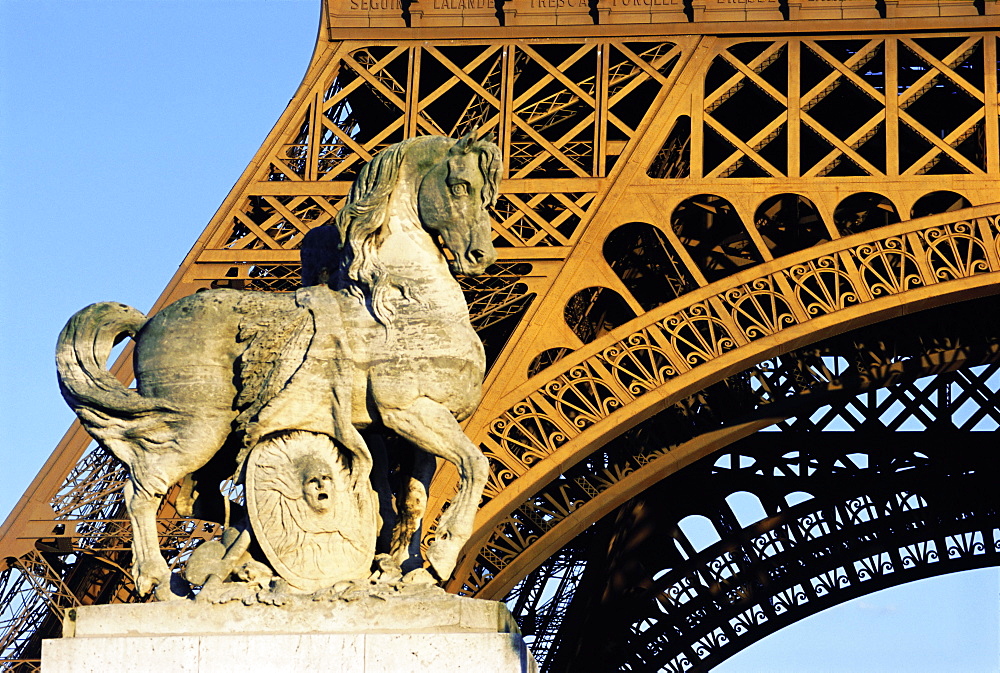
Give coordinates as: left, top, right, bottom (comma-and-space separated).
468, 249, 486, 264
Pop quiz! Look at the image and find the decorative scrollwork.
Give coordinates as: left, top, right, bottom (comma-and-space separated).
945, 532, 986, 559
483, 518, 546, 573
482, 454, 521, 500
753, 529, 790, 559
853, 237, 924, 297
887, 491, 929, 514
922, 221, 992, 281
899, 540, 939, 567
542, 364, 624, 430
488, 400, 569, 466
788, 257, 859, 316
771, 585, 809, 615
988, 215, 1000, 259
662, 302, 739, 366
707, 552, 741, 583
723, 277, 798, 340
599, 329, 677, 396
844, 495, 878, 524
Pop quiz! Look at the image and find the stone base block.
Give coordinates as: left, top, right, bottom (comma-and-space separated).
43, 596, 538, 673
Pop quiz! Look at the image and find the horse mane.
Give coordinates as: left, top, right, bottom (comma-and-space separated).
478, 140, 502, 209
331, 135, 502, 324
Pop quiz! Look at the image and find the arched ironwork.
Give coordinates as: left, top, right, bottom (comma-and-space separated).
503, 297, 1000, 671
513, 428, 999, 672
447, 208, 1000, 596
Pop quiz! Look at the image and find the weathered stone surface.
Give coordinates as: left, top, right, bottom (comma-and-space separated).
65, 594, 519, 637
45, 599, 537, 673
55, 132, 502, 600
44, 633, 533, 673
246, 432, 377, 592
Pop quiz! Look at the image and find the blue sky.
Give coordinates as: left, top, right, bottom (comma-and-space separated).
0, 2, 997, 670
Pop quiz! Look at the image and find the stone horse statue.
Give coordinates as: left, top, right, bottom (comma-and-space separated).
56, 132, 500, 600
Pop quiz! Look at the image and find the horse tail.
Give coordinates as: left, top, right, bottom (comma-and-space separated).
56, 302, 182, 465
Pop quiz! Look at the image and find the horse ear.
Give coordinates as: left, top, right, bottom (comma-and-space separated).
453, 127, 477, 154
482, 131, 496, 143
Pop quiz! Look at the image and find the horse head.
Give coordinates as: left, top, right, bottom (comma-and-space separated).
417, 129, 500, 276
301, 132, 502, 323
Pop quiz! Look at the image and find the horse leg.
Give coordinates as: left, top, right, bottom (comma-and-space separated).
379, 396, 489, 581
123, 480, 176, 600
122, 408, 237, 600
389, 449, 436, 573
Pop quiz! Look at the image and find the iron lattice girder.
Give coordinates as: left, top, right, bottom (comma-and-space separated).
457, 288, 1000, 599
462, 207, 1000, 510
550, 431, 999, 673
188, 29, 1000, 282
505, 342, 1000, 670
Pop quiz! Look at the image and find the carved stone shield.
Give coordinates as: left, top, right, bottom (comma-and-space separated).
245, 431, 377, 592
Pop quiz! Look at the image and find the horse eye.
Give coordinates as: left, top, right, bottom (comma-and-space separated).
450, 183, 469, 197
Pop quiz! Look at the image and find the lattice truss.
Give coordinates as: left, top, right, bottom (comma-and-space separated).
502, 298, 1000, 671
460, 295, 1000, 594
196, 38, 680, 284
192, 31, 999, 379
670, 34, 994, 179
272, 41, 681, 181
0, 444, 221, 670
449, 210, 1000, 598
182, 31, 1000, 367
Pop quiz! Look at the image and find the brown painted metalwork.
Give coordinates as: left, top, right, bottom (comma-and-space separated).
503, 296, 1000, 671
2, 2, 999, 670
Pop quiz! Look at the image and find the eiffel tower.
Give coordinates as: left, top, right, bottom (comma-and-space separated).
2, 1, 999, 670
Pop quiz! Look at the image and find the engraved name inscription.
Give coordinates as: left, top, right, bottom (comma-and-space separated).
347, 0, 402, 10
608, 0, 682, 6
432, 0, 492, 9
527, 0, 589, 8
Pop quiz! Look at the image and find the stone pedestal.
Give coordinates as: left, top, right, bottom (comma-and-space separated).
43, 595, 538, 673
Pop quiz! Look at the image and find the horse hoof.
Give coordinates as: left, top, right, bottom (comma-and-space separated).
153, 573, 188, 601
135, 579, 154, 598
370, 554, 403, 583
402, 568, 437, 585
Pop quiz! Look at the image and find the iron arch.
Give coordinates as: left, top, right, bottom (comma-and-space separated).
670, 194, 762, 282
449, 284, 1000, 600
520, 427, 999, 672
752, 193, 828, 258
499, 308, 1000, 669
442, 205, 1000, 598
833, 192, 901, 236
564, 286, 638, 345
911, 190, 973, 219
603, 222, 697, 311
